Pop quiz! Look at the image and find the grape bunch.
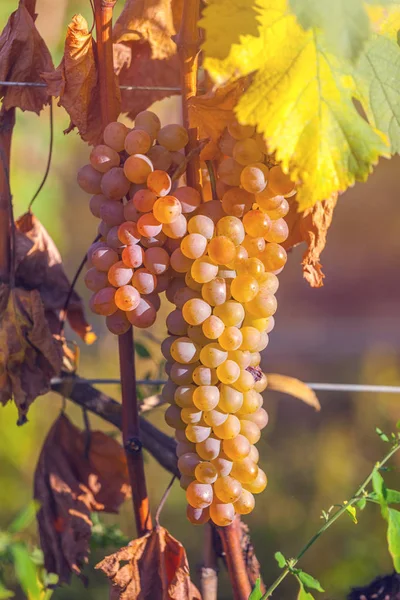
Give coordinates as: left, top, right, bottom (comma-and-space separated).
77, 111, 194, 332
77, 110, 295, 526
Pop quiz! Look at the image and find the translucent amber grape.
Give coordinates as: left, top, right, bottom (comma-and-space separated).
233, 138, 263, 166
264, 218, 289, 243
153, 195, 182, 224
181, 406, 203, 424
114, 285, 141, 311
188, 215, 215, 239
174, 186, 201, 214
178, 452, 202, 475
236, 390, 262, 416
192, 365, 218, 386
240, 327, 261, 352
241, 235, 265, 258
218, 385, 243, 413
126, 298, 157, 328
210, 501, 235, 526
213, 414, 241, 440
214, 301, 245, 327
203, 410, 228, 427
90, 144, 120, 173
222, 187, 253, 218
191, 257, 219, 284
200, 343, 228, 368
245, 292, 277, 318
162, 214, 188, 239
227, 119, 255, 140
243, 468, 267, 494
233, 370, 255, 393
157, 124, 189, 151
170, 337, 200, 364
212, 454, 233, 477
103, 121, 129, 151
207, 236, 236, 265
218, 327, 243, 351
174, 384, 196, 408
226, 245, 249, 269
240, 419, 261, 444
240, 163, 269, 194
186, 481, 213, 508
268, 165, 295, 196
124, 129, 152, 155
248, 445, 260, 463
196, 436, 221, 460
214, 475, 242, 503
255, 188, 284, 211
124, 154, 153, 184
234, 489, 255, 515
243, 210, 271, 237
202, 278, 228, 307
216, 215, 245, 245
230, 274, 259, 303
195, 462, 218, 484
108, 261, 133, 287
131, 268, 157, 294
216, 360, 241, 385
228, 350, 251, 370
202, 315, 225, 340
182, 298, 212, 326
187, 505, 210, 525
231, 457, 259, 484
181, 233, 207, 259
193, 386, 220, 411
185, 423, 211, 443
258, 272, 279, 294
265, 198, 290, 220
223, 435, 251, 460
137, 213, 162, 237
243, 408, 269, 430
106, 310, 131, 335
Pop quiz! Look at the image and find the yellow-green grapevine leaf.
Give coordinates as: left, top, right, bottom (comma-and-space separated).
387, 508, 400, 572
11, 544, 41, 600
201, 0, 389, 209
274, 551, 287, 568
289, 0, 370, 61
345, 504, 358, 524
297, 581, 315, 600
297, 571, 324, 592
249, 577, 263, 600
353, 34, 400, 153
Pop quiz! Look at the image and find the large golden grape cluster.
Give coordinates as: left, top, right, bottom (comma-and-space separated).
77, 111, 295, 526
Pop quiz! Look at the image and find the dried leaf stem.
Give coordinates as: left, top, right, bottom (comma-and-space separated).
93, 0, 151, 535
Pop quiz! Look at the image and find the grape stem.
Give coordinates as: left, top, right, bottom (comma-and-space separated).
262, 441, 400, 598
217, 517, 252, 600
93, 0, 152, 536
205, 160, 218, 201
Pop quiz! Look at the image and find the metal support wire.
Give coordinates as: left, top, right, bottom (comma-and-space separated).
50, 377, 400, 394
0, 81, 182, 91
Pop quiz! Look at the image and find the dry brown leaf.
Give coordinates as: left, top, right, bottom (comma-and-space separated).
283, 195, 338, 287
15, 211, 95, 344
266, 373, 321, 411
34, 414, 130, 584
113, 0, 182, 60
188, 80, 248, 144
116, 42, 181, 120
42, 15, 119, 146
0, 284, 62, 423
0, 0, 54, 113
97, 526, 201, 599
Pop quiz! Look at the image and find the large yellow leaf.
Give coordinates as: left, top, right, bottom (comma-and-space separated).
201, 0, 389, 209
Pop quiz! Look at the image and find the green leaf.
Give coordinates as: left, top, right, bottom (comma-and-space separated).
297, 581, 315, 600
249, 577, 263, 600
8, 501, 40, 534
375, 427, 391, 443
274, 551, 287, 568
135, 342, 151, 358
297, 571, 324, 592
0, 581, 14, 599
387, 490, 400, 504
354, 34, 400, 154
387, 508, 400, 572
289, 0, 371, 61
372, 470, 388, 502
345, 505, 358, 524
11, 543, 41, 600
357, 497, 367, 510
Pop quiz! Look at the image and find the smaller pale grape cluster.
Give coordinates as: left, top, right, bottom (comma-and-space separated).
162, 119, 295, 527
77, 111, 198, 332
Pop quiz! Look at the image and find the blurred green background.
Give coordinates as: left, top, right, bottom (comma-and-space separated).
1, 1, 400, 598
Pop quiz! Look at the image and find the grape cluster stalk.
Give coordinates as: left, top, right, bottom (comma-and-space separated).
77, 111, 295, 527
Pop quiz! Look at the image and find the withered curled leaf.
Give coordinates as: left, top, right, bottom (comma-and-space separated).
284, 195, 338, 287
266, 373, 321, 411
0, 0, 54, 113
97, 526, 201, 599
34, 414, 130, 584
42, 15, 119, 146
0, 285, 62, 423
15, 211, 95, 344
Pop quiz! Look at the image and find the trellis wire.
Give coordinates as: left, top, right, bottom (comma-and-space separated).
50, 377, 400, 394
0, 81, 182, 91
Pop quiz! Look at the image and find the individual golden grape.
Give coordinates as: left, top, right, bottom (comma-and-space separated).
230, 274, 259, 303
114, 285, 141, 311
265, 198, 290, 220
243, 408, 269, 430
90, 144, 120, 173
233, 370, 255, 393
231, 457, 259, 484
192, 365, 218, 386
218, 384, 243, 413
196, 436, 221, 460
195, 461, 218, 484
181, 233, 208, 259
209, 501, 235, 526
240, 419, 261, 444
234, 489, 255, 515
212, 454, 233, 476
240, 327, 262, 352
216, 359, 241, 385
223, 434, 251, 461
193, 385, 220, 411
200, 343, 228, 368
90, 287, 117, 315
207, 236, 236, 265
245, 291, 277, 319
107, 261, 133, 287
103, 121, 129, 151
177, 452, 202, 476
186, 481, 213, 508
191, 257, 219, 284
213, 414, 241, 440
268, 165, 295, 196
214, 475, 242, 503
217, 158, 244, 186
131, 268, 157, 294
123, 154, 153, 184
214, 301, 245, 327
187, 505, 210, 525
218, 326, 243, 351
157, 124, 189, 151
258, 272, 280, 294
226, 245, 249, 271
147, 169, 172, 197
202, 315, 225, 340
181, 406, 202, 424
188, 214, 215, 239
227, 119, 255, 140
249, 351, 261, 367
182, 298, 212, 326
233, 138, 263, 166
185, 420, 212, 443
202, 278, 228, 307
124, 129, 152, 155
174, 186, 202, 214
137, 213, 162, 237
236, 389, 262, 416
240, 163, 269, 194
264, 218, 289, 243
243, 468, 267, 494
128, 297, 158, 329
170, 336, 201, 364
228, 350, 251, 370
243, 209, 271, 238
153, 195, 182, 224
222, 187, 253, 218
174, 384, 196, 408
147, 145, 173, 171
134, 110, 161, 138
248, 445, 260, 464
163, 214, 188, 239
